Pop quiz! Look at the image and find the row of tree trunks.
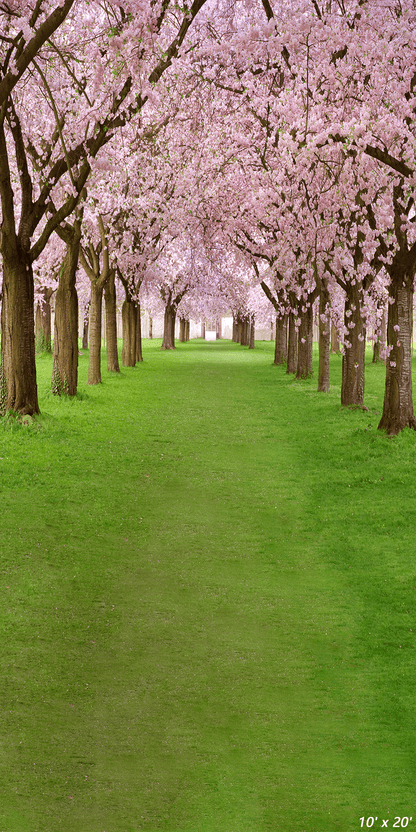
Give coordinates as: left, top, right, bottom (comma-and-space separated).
179, 318, 190, 342
233, 314, 252, 346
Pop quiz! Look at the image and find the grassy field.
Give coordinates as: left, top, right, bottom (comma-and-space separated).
0, 339, 415, 832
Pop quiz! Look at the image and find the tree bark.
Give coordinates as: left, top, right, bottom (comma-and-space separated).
135, 302, 143, 363
87, 282, 104, 384
122, 299, 136, 367
274, 316, 287, 364
179, 317, 186, 342
232, 318, 238, 342
82, 305, 89, 350
35, 287, 53, 353
162, 304, 177, 349
1, 246, 39, 414
249, 315, 255, 349
296, 305, 313, 379
201, 320, 206, 339
330, 322, 340, 354
378, 275, 416, 434
52, 226, 80, 397
318, 286, 330, 392
104, 271, 120, 373
341, 283, 366, 406
148, 315, 153, 340
185, 320, 190, 341
286, 311, 297, 374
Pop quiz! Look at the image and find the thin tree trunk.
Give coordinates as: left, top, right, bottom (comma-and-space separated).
378, 276, 416, 434
179, 317, 186, 342
1, 247, 39, 414
249, 315, 255, 349
148, 315, 153, 340
122, 299, 136, 367
232, 318, 238, 342
341, 284, 366, 406
286, 312, 297, 374
35, 288, 53, 353
318, 286, 330, 392
52, 225, 81, 397
87, 282, 104, 384
372, 340, 380, 364
185, 320, 190, 341
201, 320, 206, 339
296, 306, 313, 379
135, 303, 143, 363
82, 305, 89, 350
105, 271, 120, 373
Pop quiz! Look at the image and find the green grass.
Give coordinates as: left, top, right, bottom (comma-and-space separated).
1, 339, 415, 832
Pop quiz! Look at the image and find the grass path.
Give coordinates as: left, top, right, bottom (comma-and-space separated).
1, 340, 415, 831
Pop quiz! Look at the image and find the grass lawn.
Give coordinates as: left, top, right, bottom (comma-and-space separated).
0, 339, 415, 832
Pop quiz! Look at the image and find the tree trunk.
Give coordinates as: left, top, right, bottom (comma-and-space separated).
286, 312, 297, 374
105, 271, 120, 373
341, 284, 366, 406
274, 316, 287, 364
87, 282, 104, 384
148, 315, 153, 340
296, 306, 313, 379
179, 317, 186, 342
232, 318, 238, 342
318, 286, 330, 392
82, 305, 89, 350
1, 246, 39, 414
122, 299, 136, 367
372, 340, 380, 364
201, 320, 206, 339
52, 227, 80, 397
185, 320, 190, 341
330, 322, 340, 354
162, 304, 176, 349
135, 303, 143, 363
249, 315, 255, 349
378, 275, 416, 434
35, 288, 53, 353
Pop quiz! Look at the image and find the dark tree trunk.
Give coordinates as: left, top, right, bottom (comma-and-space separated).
35, 288, 53, 353
232, 318, 238, 342
135, 303, 143, 363
179, 317, 186, 342
296, 306, 313, 379
372, 341, 380, 364
274, 316, 287, 365
185, 320, 190, 341
318, 286, 330, 392
341, 284, 366, 406
52, 226, 80, 397
105, 271, 120, 373
87, 282, 104, 384
148, 315, 153, 340
286, 312, 297, 374
216, 319, 221, 340
162, 304, 176, 349
201, 320, 206, 339
122, 299, 136, 367
82, 305, 89, 350
378, 273, 416, 434
1, 246, 39, 414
